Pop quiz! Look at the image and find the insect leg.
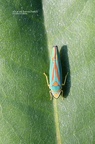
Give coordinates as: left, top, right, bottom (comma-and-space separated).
62, 72, 68, 86
49, 91, 53, 100
61, 90, 64, 100
43, 73, 50, 88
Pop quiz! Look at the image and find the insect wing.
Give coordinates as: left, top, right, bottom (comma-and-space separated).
49, 46, 62, 92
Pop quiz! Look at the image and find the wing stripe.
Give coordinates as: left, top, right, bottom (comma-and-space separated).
52, 48, 60, 81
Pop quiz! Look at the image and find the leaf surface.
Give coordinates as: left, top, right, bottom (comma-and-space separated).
0, 0, 95, 144
43, 0, 95, 144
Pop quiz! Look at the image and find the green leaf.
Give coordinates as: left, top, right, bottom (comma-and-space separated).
43, 0, 95, 144
0, 0, 95, 144
0, 1, 56, 144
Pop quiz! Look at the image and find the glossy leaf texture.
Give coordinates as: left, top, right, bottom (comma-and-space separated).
43, 0, 95, 144
0, 0, 95, 144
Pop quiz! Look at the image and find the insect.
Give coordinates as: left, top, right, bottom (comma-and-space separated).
43, 46, 68, 100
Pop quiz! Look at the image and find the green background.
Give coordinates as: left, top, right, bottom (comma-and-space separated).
0, 0, 95, 144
